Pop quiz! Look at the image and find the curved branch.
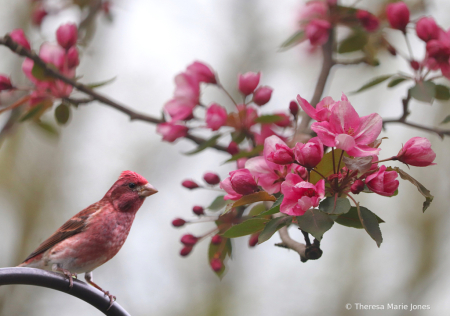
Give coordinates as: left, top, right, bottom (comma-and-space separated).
277, 226, 307, 261
0, 267, 130, 316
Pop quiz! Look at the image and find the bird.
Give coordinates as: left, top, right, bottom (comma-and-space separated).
18, 170, 158, 309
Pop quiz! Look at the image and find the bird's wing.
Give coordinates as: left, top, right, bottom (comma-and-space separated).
22, 202, 103, 263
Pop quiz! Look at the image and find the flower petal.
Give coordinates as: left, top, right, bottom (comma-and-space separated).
353, 113, 382, 145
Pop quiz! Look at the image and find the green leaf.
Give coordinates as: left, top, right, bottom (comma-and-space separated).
232, 191, 276, 207
351, 75, 393, 94
258, 216, 292, 244
435, 84, 450, 100
409, 81, 436, 103
207, 195, 232, 211
222, 218, 269, 238
357, 205, 383, 247
310, 149, 346, 184
86, 77, 116, 89
33, 121, 59, 136
297, 209, 334, 241
254, 115, 284, 124
20, 104, 45, 122
335, 207, 384, 229
54, 103, 70, 125
338, 31, 368, 54
394, 167, 433, 212
440, 115, 450, 125
31, 63, 54, 81
259, 195, 283, 216
184, 134, 221, 155
248, 203, 266, 216
387, 77, 407, 88
224, 145, 264, 162
279, 30, 305, 50
319, 196, 351, 215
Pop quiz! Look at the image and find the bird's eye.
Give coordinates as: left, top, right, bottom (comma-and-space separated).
128, 183, 136, 189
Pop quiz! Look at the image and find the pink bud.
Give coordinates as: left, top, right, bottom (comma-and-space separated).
238, 72, 260, 95
210, 258, 222, 272
10, 29, 31, 50
0, 75, 14, 91
294, 137, 324, 169
211, 235, 222, 245
350, 179, 365, 195
31, 6, 48, 26
306, 19, 331, 46
192, 206, 204, 215
181, 234, 198, 246
366, 165, 399, 196
56, 23, 78, 49
253, 86, 273, 106
396, 137, 436, 167
180, 246, 193, 257
186, 61, 216, 84
356, 10, 379, 32
67, 47, 80, 68
236, 158, 247, 169
289, 100, 299, 117
416, 17, 439, 42
229, 169, 258, 195
274, 113, 291, 127
182, 180, 199, 189
206, 103, 227, 131
203, 172, 221, 185
156, 122, 188, 142
410, 60, 420, 70
386, 2, 410, 33
266, 144, 295, 165
172, 218, 186, 227
227, 141, 240, 155
249, 233, 259, 247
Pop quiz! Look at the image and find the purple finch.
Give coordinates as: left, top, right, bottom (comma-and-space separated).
18, 171, 158, 309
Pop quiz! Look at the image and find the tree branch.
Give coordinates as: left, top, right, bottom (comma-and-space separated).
0, 267, 130, 316
0, 34, 228, 152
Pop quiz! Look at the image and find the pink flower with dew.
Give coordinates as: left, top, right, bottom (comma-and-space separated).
280, 174, 325, 216
220, 177, 243, 201
186, 61, 216, 84
206, 103, 227, 131
156, 122, 188, 142
396, 137, 436, 167
365, 165, 399, 197
311, 96, 382, 157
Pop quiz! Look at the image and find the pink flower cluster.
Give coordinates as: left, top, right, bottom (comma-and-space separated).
297, 0, 331, 46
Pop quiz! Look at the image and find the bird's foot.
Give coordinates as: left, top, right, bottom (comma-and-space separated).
103, 291, 116, 311
56, 268, 77, 289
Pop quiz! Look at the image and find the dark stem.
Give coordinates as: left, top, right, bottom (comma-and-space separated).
301, 230, 311, 246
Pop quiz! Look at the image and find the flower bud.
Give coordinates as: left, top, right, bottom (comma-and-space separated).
157, 122, 188, 142
203, 172, 221, 185
366, 166, 399, 196
182, 180, 199, 189
229, 169, 258, 195
187, 61, 216, 84
266, 143, 295, 165
294, 137, 324, 169
56, 23, 78, 49
350, 179, 365, 195
210, 258, 222, 272
236, 158, 247, 169
10, 29, 31, 50
206, 103, 227, 131
306, 19, 331, 46
416, 17, 439, 42
192, 206, 204, 215
274, 113, 291, 127
181, 234, 198, 246
0, 75, 14, 91
249, 233, 259, 247
238, 72, 260, 95
410, 60, 420, 70
31, 6, 48, 26
180, 246, 193, 257
172, 218, 186, 227
253, 86, 273, 106
211, 235, 222, 245
67, 47, 80, 68
396, 137, 436, 167
386, 2, 410, 33
289, 100, 299, 117
356, 10, 379, 32
227, 141, 240, 155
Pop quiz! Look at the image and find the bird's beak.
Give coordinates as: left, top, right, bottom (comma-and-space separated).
138, 183, 158, 197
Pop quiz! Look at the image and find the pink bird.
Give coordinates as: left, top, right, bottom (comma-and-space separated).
18, 171, 158, 308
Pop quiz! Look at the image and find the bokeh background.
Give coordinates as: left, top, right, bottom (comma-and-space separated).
0, 0, 449, 315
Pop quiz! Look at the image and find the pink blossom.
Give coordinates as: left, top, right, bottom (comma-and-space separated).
311, 97, 382, 157
280, 174, 325, 216
356, 10, 379, 32
306, 19, 331, 46
164, 98, 195, 121
350, 179, 365, 195
10, 29, 31, 50
298, 1, 328, 22
386, 2, 410, 33
289, 100, 299, 117
156, 122, 188, 142
220, 177, 243, 201
236, 158, 247, 169
56, 23, 78, 49
416, 17, 439, 42
186, 61, 216, 84
253, 86, 273, 106
206, 103, 227, 131
297, 94, 337, 122
294, 137, 324, 169
0, 75, 13, 91
67, 46, 80, 68
229, 169, 259, 195
238, 72, 260, 95
173, 72, 200, 104
396, 137, 436, 167
31, 5, 47, 26
273, 113, 291, 127
366, 165, 399, 196
254, 124, 285, 145
227, 141, 239, 155
266, 143, 295, 165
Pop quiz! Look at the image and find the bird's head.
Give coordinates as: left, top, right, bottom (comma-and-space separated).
106, 171, 158, 213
